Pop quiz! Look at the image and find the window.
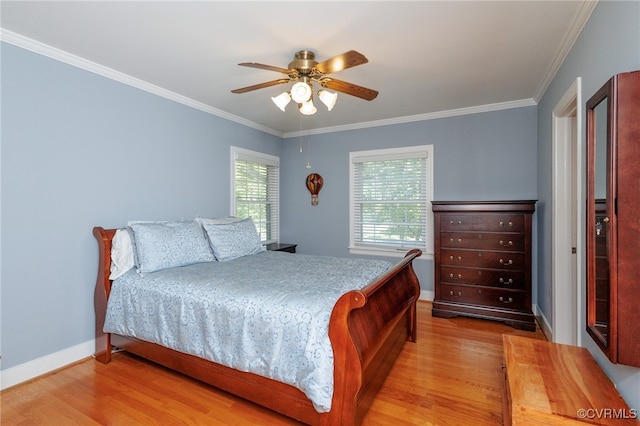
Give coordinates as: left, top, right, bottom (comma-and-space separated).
231, 146, 279, 244
349, 145, 433, 258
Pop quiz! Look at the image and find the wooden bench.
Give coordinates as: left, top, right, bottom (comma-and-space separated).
502, 335, 637, 425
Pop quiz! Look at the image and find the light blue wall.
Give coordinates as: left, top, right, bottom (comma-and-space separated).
536, 0, 640, 409
1, 39, 539, 374
280, 108, 538, 293
0, 43, 281, 370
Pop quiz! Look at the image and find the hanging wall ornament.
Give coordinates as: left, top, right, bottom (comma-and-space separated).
305, 173, 324, 205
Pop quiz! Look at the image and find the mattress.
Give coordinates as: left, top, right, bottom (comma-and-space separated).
104, 250, 391, 411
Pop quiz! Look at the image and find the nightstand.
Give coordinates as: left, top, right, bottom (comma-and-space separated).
266, 243, 297, 253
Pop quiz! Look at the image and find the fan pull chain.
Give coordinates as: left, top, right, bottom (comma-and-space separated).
298, 116, 303, 153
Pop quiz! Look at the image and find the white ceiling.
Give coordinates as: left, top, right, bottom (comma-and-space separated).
0, 1, 595, 137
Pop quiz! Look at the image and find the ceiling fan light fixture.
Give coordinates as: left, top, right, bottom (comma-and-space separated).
299, 99, 317, 115
271, 91, 291, 111
291, 81, 312, 103
233, 50, 378, 118
318, 90, 338, 111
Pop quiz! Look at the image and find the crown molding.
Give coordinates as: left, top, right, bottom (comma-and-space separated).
283, 99, 537, 138
0, 28, 284, 138
2, 28, 539, 140
532, 0, 598, 102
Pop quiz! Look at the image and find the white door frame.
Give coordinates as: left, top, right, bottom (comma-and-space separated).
551, 77, 582, 345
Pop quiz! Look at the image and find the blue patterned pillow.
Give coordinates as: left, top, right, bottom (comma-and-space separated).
202, 217, 265, 261
128, 221, 215, 274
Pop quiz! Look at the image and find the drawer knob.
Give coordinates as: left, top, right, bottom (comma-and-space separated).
499, 258, 513, 265
499, 278, 514, 285
450, 238, 463, 243
449, 273, 462, 279
449, 290, 462, 297
499, 221, 513, 227
499, 296, 514, 304
499, 240, 513, 247
450, 255, 462, 261
449, 220, 462, 225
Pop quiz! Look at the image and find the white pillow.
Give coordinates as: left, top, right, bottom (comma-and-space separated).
109, 229, 135, 280
196, 216, 243, 225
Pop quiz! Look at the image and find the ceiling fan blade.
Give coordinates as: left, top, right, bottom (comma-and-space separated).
238, 62, 294, 75
321, 78, 378, 101
314, 50, 369, 75
231, 79, 290, 94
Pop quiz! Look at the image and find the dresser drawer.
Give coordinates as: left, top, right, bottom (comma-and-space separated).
440, 266, 525, 289
441, 249, 525, 270
440, 232, 524, 251
440, 214, 525, 232
439, 284, 526, 311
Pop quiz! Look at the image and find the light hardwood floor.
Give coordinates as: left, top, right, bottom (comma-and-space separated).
1, 301, 545, 425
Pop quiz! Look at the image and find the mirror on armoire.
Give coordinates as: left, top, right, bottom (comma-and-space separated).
586, 70, 640, 367
587, 90, 610, 350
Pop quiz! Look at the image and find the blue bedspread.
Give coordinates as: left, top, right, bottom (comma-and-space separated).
104, 251, 391, 412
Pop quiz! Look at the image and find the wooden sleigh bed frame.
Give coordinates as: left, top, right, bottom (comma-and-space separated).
94, 226, 422, 425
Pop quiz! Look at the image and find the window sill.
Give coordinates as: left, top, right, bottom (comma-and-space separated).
348, 246, 433, 260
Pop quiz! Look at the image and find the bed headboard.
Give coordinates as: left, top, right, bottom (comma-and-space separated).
93, 227, 116, 363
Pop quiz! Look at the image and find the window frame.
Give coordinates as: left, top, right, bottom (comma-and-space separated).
230, 146, 280, 245
349, 145, 434, 259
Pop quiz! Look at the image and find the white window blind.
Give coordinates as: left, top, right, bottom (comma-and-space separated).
350, 145, 433, 257
231, 147, 279, 244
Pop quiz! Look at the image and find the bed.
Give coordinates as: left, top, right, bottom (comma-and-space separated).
93, 219, 421, 425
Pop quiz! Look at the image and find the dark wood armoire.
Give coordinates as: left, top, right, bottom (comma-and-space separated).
586, 70, 640, 367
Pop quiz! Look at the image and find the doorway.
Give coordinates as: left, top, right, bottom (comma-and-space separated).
551, 78, 582, 345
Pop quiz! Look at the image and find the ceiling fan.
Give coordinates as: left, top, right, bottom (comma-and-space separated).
231, 50, 378, 114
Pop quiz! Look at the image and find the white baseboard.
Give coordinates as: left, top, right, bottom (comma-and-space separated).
533, 304, 552, 340
420, 289, 434, 301
0, 339, 95, 391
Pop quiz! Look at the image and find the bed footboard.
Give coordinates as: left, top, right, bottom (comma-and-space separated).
324, 249, 422, 425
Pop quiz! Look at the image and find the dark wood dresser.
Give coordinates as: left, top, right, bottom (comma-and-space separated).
432, 201, 536, 331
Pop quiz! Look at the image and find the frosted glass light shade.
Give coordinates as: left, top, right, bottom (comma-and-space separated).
271, 92, 291, 111
291, 81, 312, 103
318, 90, 338, 111
299, 99, 317, 115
